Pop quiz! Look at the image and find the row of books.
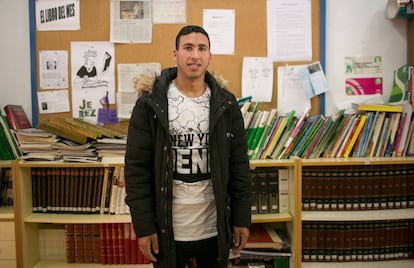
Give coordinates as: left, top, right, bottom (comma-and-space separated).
241, 101, 414, 160
302, 219, 414, 262
0, 168, 12, 206
302, 164, 414, 211
39, 223, 151, 264
251, 167, 289, 215
31, 166, 129, 215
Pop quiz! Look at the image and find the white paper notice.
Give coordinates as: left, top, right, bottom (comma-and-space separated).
117, 62, 161, 119
203, 9, 235, 55
110, 0, 152, 43
242, 57, 273, 102
35, 0, 80, 31
277, 65, 311, 115
37, 89, 70, 114
71, 41, 115, 123
152, 0, 186, 24
267, 0, 312, 62
39, 50, 68, 89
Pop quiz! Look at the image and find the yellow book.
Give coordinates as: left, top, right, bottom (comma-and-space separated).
343, 115, 367, 158
353, 103, 403, 113
261, 117, 286, 159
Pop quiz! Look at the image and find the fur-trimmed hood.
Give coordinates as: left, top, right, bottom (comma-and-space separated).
133, 71, 230, 96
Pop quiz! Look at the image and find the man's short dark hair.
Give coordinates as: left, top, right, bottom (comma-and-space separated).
175, 25, 210, 50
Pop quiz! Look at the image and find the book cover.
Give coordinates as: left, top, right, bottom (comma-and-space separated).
353, 103, 404, 113
105, 223, 113, 264
384, 113, 402, 156
278, 107, 310, 159
403, 112, 414, 156
262, 110, 295, 159
111, 223, 120, 264
278, 168, 289, 213
267, 168, 279, 214
64, 224, 75, 263
257, 171, 269, 214
325, 114, 353, 158
250, 169, 259, 214
394, 103, 413, 156
117, 223, 125, 264
3, 104, 31, 130
91, 223, 101, 263
295, 115, 325, 158
82, 224, 93, 263
389, 64, 410, 104
260, 116, 285, 159
343, 114, 367, 158
99, 224, 107, 264
245, 223, 283, 250
368, 112, 386, 157
0, 115, 22, 159
124, 223, 132, 264
74, 224, 84, 263
248, 110, 270, 153
306, 116, 335, 159
250, 109, 277, 159
335, 115, 360, 157
130, 223, 138, 264
0, 122, 15, 160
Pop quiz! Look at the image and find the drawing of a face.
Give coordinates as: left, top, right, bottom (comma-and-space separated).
85, 55, 95, 68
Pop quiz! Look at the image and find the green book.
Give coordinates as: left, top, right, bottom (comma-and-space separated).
0, 122, 14, 160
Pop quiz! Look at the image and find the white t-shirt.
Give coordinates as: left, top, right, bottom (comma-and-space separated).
167, 82, 217, 241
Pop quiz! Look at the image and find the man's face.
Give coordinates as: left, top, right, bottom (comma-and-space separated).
174, 32, 211, 81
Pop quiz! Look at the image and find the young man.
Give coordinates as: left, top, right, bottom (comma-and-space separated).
125, 25, 251, 268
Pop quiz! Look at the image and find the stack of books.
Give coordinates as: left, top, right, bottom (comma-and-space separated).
231, 223, 291, 267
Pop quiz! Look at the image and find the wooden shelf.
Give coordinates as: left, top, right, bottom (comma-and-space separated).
0, 206, 14, 220
302, 208, 414, 221
302, 260, 414, 268
32, 260, 153, 268
252, 213, 293, 223
24, 213, 131, 224
301, 157, 414, 166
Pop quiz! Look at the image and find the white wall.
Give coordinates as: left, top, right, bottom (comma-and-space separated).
325, 0, 407, 116
0, 0, 32, 124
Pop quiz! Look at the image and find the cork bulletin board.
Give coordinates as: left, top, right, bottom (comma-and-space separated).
33, 0, 322, 132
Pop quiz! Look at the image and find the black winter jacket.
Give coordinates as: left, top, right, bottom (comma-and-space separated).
124, 67, 251, 267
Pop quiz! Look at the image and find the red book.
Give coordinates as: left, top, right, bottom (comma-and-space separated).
124, 223, 131, 264
245, 223, 283, 250
117, 223, 125, 264
91, 224, 101, 263
112, 223, 120, 264
82, 224, 93, 263
74, 224, 84, 263
3, 104, 31, 130
64, 224, 75, 263
99, 224, 107, 264
130, 223, 138, 264
106, 223, 113, 264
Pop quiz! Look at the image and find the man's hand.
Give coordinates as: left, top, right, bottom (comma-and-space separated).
138, 233, 159, 262
232, 226, 250, 253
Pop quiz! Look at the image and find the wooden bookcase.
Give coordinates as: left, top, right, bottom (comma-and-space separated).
15, 160, 152, 268
14, 159, 299, 268
300, 157, 414, 268
11, 157, 414, 268
0, 160, 17, 268
249, 159, 300, 268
